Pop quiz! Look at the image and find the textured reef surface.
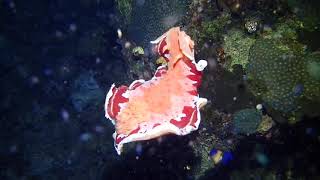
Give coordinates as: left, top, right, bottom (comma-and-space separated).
1, 0, 320, 179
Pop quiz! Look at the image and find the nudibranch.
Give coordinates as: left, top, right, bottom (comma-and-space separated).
105, 27, 208, 155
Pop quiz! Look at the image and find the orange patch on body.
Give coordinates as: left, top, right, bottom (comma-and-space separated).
116, 59, 196, 135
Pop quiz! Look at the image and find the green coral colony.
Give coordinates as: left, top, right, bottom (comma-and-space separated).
232, 108, 263, 135
246, 18, 320, 114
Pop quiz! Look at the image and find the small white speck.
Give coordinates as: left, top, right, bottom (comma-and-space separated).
61, 109, 69, 122
233, 97, 237, 101
43, 68, 53, 76
125, 41, 131, 49
95, 57, 101, 64
256, 104, 263, 110
227, 139, 233, 144
94, 125, 104, 133
135, 143, 143, 155
55, 30, 63, 38
69, 23, 77, 32
157, 137, 163, 143
80, 133, 92, 142
9, 145, 17, 153
117, 28, 122, 39
30, 76, 39, 84
9, 2, 15, 9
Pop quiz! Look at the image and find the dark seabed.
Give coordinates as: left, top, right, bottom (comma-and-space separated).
1, 0, 320, 180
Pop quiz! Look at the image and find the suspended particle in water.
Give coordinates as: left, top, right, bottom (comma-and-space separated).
43, 68, 53, 76
67, 159, 72, 165
80, 133, 92, 142
255, 152, 269, 166
69, 23, 77, 32
55, 30, 64, 38
95, 57, 101, 64
117, 28, 122, 39
30, 76, 40, 85
135, 143, 143, 156
9, 1, 15, 9
61, 108, 70, 122
4, 0, 16, 13
256, 104, 263, 111
184, 165, 191, 170
9, 145, 17, 153
125, 41, 131, 49
188, 140, 194, 146
94, 125, 105, 133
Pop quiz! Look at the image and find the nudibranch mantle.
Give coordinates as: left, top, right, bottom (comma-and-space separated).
105, 27, 208, 155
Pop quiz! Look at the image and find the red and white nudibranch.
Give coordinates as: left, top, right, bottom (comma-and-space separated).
105, 27, 208, 155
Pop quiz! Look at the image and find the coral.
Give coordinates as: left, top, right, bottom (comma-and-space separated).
232, 108, 263, 135
116, 38, 154, 81
115, 0, 133, 24
222, 29, 256, 71
287, 0, 320, 32
303, 53, 320, 101
128, 60, 149, 79
70, 72, 104, 112
247, 39, 302, 113
307, 56, 320, 81
132, 46, 144, 56
244, 17, 320, 115
155, 57, 167, 66
244, 16, 260, 33
247, 38, 320, 114
190, 110, 235, 179
256, 115, 274, 133
194, 13, 231, 44
262, 18, 306, 54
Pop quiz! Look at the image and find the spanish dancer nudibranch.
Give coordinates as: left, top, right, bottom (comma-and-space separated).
105, 27, 208, 155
